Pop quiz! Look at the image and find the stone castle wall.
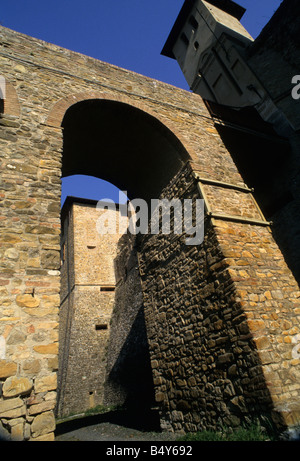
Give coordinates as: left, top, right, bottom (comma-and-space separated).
248, 0, 300, 132
246, 0, 300, 288
104, 231, 155, 412
139, 164, 300, 433
0, 23, 300, 439
57, 200, 123, 418
0, 25, 202, 439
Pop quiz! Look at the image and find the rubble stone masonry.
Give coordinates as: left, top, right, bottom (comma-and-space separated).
139, 164, 300, 433
0, 24, 300, 439
57, 200, 123, 418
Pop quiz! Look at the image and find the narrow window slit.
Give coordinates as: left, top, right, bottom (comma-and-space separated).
180, 33, 189, 47
189, 15, 198, 30
100, 286, 115, 292
95, 324, 108, 331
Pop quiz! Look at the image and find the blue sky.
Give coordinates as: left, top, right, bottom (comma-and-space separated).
1, 0, 283, 205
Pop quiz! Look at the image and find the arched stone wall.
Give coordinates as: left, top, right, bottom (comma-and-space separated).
46, 90, 199, 166
0, 25, 300, 440
55, 97, 193, 419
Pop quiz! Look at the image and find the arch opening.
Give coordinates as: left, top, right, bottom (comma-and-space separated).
61, 99, 190, 202
57, 99, 191, 424
61, 174, 128, 208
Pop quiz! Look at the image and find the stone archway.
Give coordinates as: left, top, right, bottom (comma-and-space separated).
1, 25, 300, 439
52, 95, 300, 436
55, 97, 193, 419
46, 90, 198, 165
60, 97, 191, 200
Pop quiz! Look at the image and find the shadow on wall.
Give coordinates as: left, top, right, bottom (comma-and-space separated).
132, 163, 290, 435
55, 408, 161, 436
206, 102, 300, 286
104, 306, 155, 412
103, 232, 156, 413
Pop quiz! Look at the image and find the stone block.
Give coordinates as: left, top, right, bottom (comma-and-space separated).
41, 294, 60, 308
3, 376, 33, 398
0, 16, 300, 438
0, 360, 17, 379
155, 392, 165, 403
22, 359, 41, 376
0, 397, 26, 418
30, 431, 55, 441
33, 343, 58, 355
41, 250, 60, 270
34, 373, 57, 393
28, 399, 56, 415
16, 294, 40, 308
0, 420, 10, 440
10, 421, 24, 441
30, 411, 55, 438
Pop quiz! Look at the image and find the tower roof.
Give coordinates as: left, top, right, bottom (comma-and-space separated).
161, 0, 246, 58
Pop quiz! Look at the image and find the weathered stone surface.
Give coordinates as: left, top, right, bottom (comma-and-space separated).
33, 343, 58, 355
7, 329, 26, 345
10, 420, 24, 441
0, 8, 300, 439
34, 373, 57, 393
16, 294, 40, 308
0, 420, 10, 440
0, 397, 26, 418
22, 359, 41, 376
57, 202, 134, 417
30, 431, 55, 441
0, 360, 17, 379
41, 294, 60, 308
28, 399, 56, 415
3, 376, 33, 397
4, 248, 19, 260
47, 356, 58, 371
30, 411, 55, 438
24, 225, 58, 235
23, 307, 58, 317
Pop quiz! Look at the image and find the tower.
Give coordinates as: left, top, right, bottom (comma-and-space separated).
162, 0, 293, 136
57, 197, 123, 417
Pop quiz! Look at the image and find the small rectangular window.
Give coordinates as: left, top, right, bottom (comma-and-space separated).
95, 324, 108, 331
180, 33, 189, 47
189, 15, 198, 30
100, 286, 115, 292
60, 243, 66, 265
